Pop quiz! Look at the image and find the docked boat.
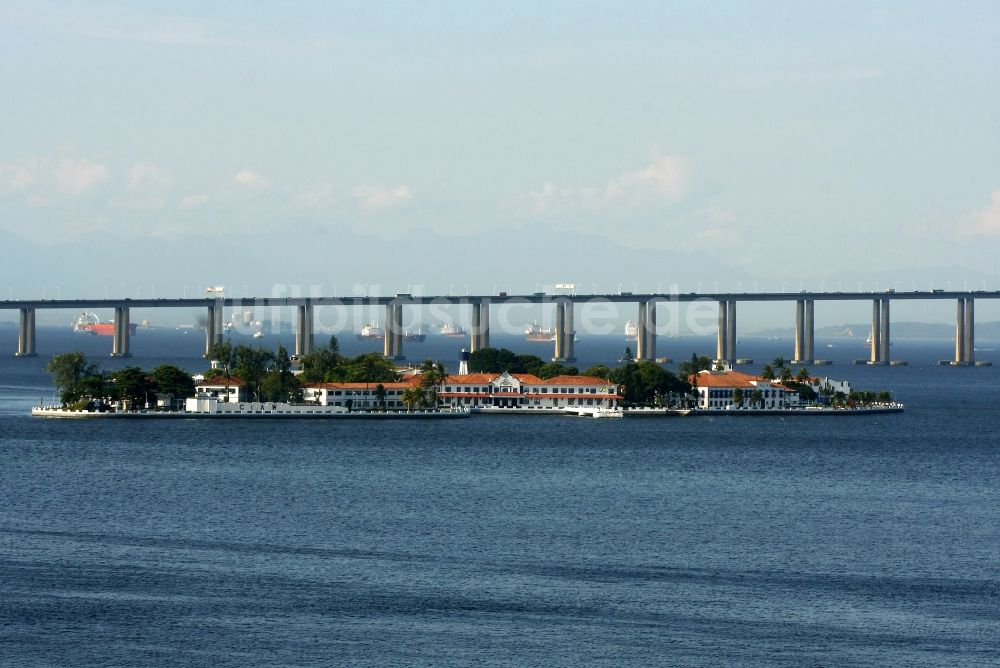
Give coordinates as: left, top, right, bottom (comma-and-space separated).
524, 321, 555, 342
356, 322, 385, 342
72, 312, 137, 336
439, 323, 466, 338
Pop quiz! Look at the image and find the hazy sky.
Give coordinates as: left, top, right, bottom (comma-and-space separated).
2, 1, 1000, 326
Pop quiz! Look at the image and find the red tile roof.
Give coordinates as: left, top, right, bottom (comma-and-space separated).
197, 376, 246, 387
544, 375, 612, 386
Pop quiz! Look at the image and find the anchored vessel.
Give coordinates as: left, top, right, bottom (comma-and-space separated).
356, 322, 385, 342
524, 321, 555, 342
73, 312, 137, 336
439, 323, 466, 338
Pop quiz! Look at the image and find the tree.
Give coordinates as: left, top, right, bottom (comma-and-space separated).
538, 362, 578, 379
111, 366, 155, 410
374, 384, 387, 410
732, 387, 745, 407
773, 356, 786, 369
796, 367, 810, 383
418, 359, 447, 407
401, 386, 424, 411
300, 336, 342, 382
45, 352, 102, 405
779, 366, 793, 383
207, 340, 233, 365
750, 389, 764, 408
582, 364, 612, 379
152, 364, 196, 409
258, 345, 302, 402
760, 364, 775, 381
346, 353, 399, 383
231, 344, 274, 401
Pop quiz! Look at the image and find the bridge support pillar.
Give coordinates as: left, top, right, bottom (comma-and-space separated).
16, 308, 37, 357
636, 301, 647, 360
552, 299, 575, 362
204, 304, 223, 357
296, 304, 315, 358
383, 303, 404, 360
636, 301, 656, 361
112, 307, 131, 358
726, 300, 736, 362
954, 298, 975, 365
869, 300, 883, 364
470, 300, 490, 353
716, 301, 728, 364
879, 298, 891, 363
794, 299, 814, 364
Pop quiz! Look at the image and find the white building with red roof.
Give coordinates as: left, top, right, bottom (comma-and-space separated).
439, 371, 621, 412
302, 377, 423, 410
688, 370, 798, 410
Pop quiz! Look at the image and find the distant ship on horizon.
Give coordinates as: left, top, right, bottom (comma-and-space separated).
72, 312, 137, 336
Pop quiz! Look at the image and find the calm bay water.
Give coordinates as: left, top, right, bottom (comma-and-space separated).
2, 328, 1000, 666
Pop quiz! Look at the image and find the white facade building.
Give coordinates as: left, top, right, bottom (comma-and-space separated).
439, 371, 621, 411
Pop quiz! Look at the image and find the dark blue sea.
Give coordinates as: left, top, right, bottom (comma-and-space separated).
2, 327, 1000, 666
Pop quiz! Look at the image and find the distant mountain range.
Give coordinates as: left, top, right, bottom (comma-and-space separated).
754, 321, 1000, 341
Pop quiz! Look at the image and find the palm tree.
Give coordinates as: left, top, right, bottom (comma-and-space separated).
374, 383, 387, 411
401, 386, 423, 411
773, 356, 786, 368
796, 367, 810, 383
760, 364, 775, 381
779, 366, 792, 383
418, 359, 447, 408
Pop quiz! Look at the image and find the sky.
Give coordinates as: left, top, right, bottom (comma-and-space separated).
2, 1, 1000, 328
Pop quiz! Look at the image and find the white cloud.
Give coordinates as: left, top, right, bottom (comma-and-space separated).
967, 190, 1000, 236
53, 157, 108, 195
233, 169, 270, 189
178, 193, 210, 209
294, 181, 337, 209
351, 183, 414, 210
528, 153, 687, 215
0, 157, 47, 191
127, 163, 172, 191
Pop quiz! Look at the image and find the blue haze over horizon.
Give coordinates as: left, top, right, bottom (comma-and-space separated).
2, 1, 1000, 328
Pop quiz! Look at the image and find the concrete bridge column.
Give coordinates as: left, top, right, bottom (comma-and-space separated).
964, 298, 975, 364
563, 301, 576, 362
645, 299, 657, 362
112, 307, 131, 358
383, 303, 397, 359
716, 301, 728, 362
204, 304, 223, 357
470, 300, 490, 353
870, 300, 882, 364
803, 300, 814, 363
879, 299, 891, 363
392, 303, 404, 361
793, 300, 805, 363
553, 300, 566, 361
16, 308, 37, 357
635, 301, 647, 360
294, 304, 314, 357
725, 300, 736, 362
954, 299, 966, 364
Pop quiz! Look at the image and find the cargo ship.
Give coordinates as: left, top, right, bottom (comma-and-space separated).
356, 322, 385, 342
439, 323, 466, 338
404, 326, 427, 342
524, 321, 555, 342
72, 312, 138, 336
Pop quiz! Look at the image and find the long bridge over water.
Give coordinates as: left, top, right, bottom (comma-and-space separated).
3, 290, 996, 366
